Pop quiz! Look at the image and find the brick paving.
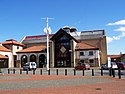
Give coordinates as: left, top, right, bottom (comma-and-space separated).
0, 74, 125, 94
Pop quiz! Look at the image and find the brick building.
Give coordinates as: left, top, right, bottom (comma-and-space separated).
16, 27, 107, 68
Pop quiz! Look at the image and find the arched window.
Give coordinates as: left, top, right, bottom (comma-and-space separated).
21, 55, 28, 67
4, 55, 8, 68
39, 54, 46, 68
30, 54, 36, 62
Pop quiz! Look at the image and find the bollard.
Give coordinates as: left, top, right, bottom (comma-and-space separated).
101, 69, 103, 76
74, 69, 76, 76
109, 68, 112, 76
48, 69, 50, 75
33, 69, 35, 75
92, 69, 94, 76
40, 69, 42, 75
8, 69, 10, 74
26, 69, 28, 74
118, 69, 121, 79
56, 69, 58, 75
20, 69, 22, 74
13, 69, 15, 74
82, 69, 84, 76
112, 69, 115, 77
65, 69, 67, 76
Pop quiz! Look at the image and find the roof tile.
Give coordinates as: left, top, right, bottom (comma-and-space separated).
17, 45, 46, 53
0, 45, 11, 52
0, 54, 8, 59
75, 43, 98, 50
2, 40, 24, 46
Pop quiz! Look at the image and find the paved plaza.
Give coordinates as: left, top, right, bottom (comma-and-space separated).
0, 74, 125, 94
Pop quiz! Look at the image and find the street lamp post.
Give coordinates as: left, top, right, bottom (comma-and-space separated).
42, 17, 53, 71
11, 40, 14, 68
46, 18, 49, 71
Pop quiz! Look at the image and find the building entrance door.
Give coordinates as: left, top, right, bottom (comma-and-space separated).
39, 54, 46, 68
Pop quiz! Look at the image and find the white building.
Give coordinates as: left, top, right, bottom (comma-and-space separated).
1, 39, 24, 68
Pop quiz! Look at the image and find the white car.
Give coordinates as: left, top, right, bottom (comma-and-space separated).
23, 62, 37, 71
111, 62, 118, 69
101, 62, 118, 70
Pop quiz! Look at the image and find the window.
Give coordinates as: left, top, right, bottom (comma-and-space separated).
79, 52, 84, 56
21, 55, 28, 67
17, 46, 19, 49
55, 34, 71, 67
89, 51, 93, 56
89, 59, 94, 63
80, 60, 84, 63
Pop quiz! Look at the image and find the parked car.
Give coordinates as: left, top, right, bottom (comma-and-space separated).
101, 62, 118, 70
116, 62, 125, 69
111, 62, 118, 69
23, 62, 37, 71
75, 63, 90, 70
101, 63, 109, 70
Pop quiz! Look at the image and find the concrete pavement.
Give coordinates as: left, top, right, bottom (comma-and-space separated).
0, 74, 125, 94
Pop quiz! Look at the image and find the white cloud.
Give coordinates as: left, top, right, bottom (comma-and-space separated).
107, 19, 125, 26
106, 37, 113, 43
114, 27, 125, 39
115, 27, 125, 32
107, 26, 125, 43
112, 36, 121, 40
107, 35, 122, 43
106, 19, 125, 43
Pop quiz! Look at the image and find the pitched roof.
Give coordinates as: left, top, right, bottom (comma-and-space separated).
0, 45, 11, 52
24, 34, 54, 40
0, 54, 8, 59
2, 39, 24, 46
75, 42, 99, 50
108, 55, 121, 59
17, 45, 46, 53
50, 28, 79, 43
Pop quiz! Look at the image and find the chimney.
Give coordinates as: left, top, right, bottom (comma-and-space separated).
70, 27, 77, 32
63, 26, 70, 32
120, 52, 122, 55
0, 43, 2, 46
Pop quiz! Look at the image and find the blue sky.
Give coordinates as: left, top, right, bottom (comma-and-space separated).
0, 0, 125, 55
